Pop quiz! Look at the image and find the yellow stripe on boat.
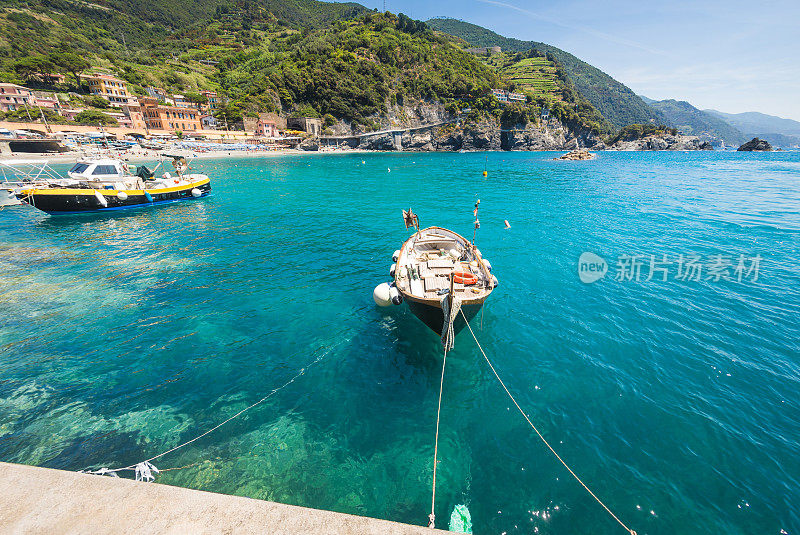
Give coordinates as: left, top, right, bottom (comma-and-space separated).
21, 177, 210, 196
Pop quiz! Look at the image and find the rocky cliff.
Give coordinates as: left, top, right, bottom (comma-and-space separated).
607, 134, 713, 151
394, 118, 602, 152
737, 137, 772, 151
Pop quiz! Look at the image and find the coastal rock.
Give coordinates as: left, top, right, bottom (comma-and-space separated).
609, 134, 713, 151
504, 128, 568, 150
359, 133, 396, 151
402, 131, 435, 151
556, 149, 595, 160
299, 139, 319, 151
737, 137, 772, 151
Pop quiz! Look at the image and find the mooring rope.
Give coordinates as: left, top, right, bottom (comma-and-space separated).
82, 340, 342, 480
460, 309, 637, 535
428, 345, 448, 529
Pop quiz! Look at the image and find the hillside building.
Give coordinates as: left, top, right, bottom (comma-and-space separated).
490, 89, 526, 105
0, 83, 35, 112
200, 90, 220, 112
138, 97, 201, 132
287, 117, 322, 135
81, 73, 134, 105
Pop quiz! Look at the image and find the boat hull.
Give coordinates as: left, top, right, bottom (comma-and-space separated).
405, 297, 484, 336
18, 178, 211, 214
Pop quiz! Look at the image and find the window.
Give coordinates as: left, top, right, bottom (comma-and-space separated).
70, 163, 89, 174
93, 165, 119, 175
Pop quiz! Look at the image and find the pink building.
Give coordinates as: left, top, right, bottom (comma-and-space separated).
0, 83, 35, 112
33, 92, 62, 111
255, 118, 278, 137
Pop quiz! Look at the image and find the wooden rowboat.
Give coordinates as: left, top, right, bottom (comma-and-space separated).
394, 225, 496, 337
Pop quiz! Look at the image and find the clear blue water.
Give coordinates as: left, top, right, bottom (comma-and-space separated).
1, 151, 798, 534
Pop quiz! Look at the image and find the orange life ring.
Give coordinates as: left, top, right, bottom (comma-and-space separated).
453, 271, 477, 285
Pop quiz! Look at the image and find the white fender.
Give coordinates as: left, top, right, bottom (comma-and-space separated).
93, 190, 108, 207
373, 283, 392, 307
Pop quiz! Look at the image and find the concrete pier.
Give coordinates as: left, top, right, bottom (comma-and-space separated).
0, 462, 447, 534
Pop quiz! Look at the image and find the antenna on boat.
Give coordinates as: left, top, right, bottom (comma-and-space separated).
472, 199, 480, 244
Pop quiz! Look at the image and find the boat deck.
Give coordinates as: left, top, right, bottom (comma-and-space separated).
395, 229, 493, 303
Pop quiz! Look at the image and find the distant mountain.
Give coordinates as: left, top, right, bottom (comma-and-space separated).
642, 98, 746, 145
705, 110, 800, 136
426, 17, 664, 129
704, 110, 800, 146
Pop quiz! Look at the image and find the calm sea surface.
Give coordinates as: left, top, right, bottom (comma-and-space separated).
1, 151, 798, 534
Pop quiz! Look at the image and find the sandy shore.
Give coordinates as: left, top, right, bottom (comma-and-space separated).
0, 148, 370, 165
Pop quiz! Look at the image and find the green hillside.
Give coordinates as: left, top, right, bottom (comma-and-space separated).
0, 3, 504, 130
644, 98, 746, 145
426, 17, 664, 129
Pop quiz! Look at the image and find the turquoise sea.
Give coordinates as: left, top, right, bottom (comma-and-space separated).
1, 151, 798, 534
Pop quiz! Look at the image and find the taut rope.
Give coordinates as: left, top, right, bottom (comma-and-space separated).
82, 339, 343, 480
428, 345, 448, 529
460, 309, 637, 535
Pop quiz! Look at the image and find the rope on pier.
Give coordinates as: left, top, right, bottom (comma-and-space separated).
460, 309, 637, 535
82, 341, 340, 480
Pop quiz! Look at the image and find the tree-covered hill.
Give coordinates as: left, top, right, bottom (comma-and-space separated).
217, 12, 501, 128
426, 17, 664, 129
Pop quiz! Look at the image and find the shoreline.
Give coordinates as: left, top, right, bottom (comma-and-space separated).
0, 146, 743, 165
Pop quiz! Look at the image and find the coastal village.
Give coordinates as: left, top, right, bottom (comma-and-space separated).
0, 73, 323, 153
1, 67, 560, 157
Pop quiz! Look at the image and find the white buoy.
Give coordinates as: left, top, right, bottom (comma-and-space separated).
492, 275, 499, 288
117, 191, 128, 201
483, 259, 492, 272
474, 248, 482, 258
373, 283, 393, 307
191, 188, 202, 197
392, 249, 401, 262
93, 190, 108, 207
389, 263, 397, 277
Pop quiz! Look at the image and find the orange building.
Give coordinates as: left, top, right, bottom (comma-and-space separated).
81, 73, 134, 105
138, 97, 202, 132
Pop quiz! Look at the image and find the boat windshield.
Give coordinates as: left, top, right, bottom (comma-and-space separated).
70, 163, 90, 174
92, 165, 119, 175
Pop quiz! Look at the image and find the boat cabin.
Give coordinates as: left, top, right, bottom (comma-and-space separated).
68, 159, 127, 182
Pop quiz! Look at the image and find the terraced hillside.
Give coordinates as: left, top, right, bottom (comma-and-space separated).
485, 54, 562, 100
428, 18, 664, 129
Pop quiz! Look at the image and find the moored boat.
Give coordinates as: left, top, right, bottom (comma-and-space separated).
374, 208, 498, 339
17, 155, 211, 214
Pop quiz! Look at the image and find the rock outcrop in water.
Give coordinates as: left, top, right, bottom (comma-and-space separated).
737, 138, 772, 151
607, 134, 713, 151
556, 149, 595, 160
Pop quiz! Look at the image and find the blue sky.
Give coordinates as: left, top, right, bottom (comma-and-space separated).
333, 0, 800, 120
